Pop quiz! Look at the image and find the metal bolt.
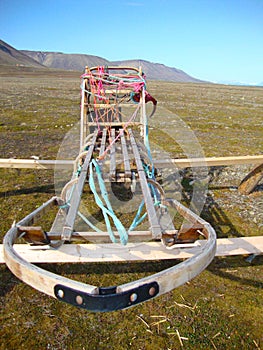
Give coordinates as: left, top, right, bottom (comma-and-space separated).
57, 289, 64, 298
76, 295, 83, 305
130, 293, 138, 302
149, 287, 156, 296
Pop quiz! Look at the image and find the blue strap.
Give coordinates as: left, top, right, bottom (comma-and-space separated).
89, 161, 117, 243
77, 211, 103, 233
129, 200, 146, 232
89, 160, 128, 245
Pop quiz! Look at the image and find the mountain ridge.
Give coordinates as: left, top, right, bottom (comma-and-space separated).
1, 39, 203, 82
21, 50, 204, 82
0, 39, 45, 68
111, 59, 201, 82
21, 50, 110, 72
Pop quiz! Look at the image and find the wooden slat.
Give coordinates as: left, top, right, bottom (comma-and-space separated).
120, 129, 131, 178
1, 237, 262, 264
1, 155, 262, 170
128, 129, 162, 238
99, 128, 107, 158
155, 155, 263, 168
85, 122, 141, 127
86, 66, 141, 74
109, 128, 116, 180
60, 131, 98, 241
86, 104, 136, 108
46, 230, 153, 243
0, 159, 74, 170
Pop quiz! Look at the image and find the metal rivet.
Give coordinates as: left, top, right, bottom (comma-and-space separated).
76, 295, 83, 305
149, 287, 156, 296
57, 289, 64, 298
130, 293, 138, 302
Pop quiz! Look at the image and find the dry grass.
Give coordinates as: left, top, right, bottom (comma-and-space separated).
0, 68, 262, 350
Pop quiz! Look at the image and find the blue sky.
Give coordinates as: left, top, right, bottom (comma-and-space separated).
0, 0, 262, 83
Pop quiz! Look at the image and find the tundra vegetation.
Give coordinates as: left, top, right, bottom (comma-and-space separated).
0, 68, 262, 349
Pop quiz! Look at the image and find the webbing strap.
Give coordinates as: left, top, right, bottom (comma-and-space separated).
89, 159, 128, 245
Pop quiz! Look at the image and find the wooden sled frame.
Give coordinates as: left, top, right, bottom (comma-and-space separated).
3, 65, 218, 312
80, 65, 149, 148
3, 196, 216, 312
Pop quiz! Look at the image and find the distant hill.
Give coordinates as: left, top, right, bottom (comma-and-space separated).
21, 50, 110, 72
0, 38, 204, 82
22, 51, 203, 82
112, 59, 203, 82
23, 51, 202, 82
0, 39, 45, 68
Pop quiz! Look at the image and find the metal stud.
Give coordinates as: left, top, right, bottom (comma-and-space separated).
57, 289, 64, 298
76, 295, 83, 305
130, 293, 138, 302
149, 287, 156, 296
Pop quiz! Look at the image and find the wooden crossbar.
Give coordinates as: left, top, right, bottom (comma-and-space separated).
86, 104, 137, 108
0, 237, 262, 264
1, 155, 262, 170
156, 155, 263, 168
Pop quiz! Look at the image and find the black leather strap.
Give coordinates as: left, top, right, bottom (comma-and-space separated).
54, 281, 159, 312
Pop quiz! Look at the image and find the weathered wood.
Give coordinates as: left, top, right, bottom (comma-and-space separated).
80, 78, 88, 148
99, 128, 107, 158
238, 163, 263, 195
1, 236, 262, 264
61, 131, 98, 241
0, 158, 74, 169
17, 226, 50, 245
2, 65, 218, 312
1, 155, 263, 170
3, 197, 216, 312
109, 128, 116, 180
83, 121, 141, 126
86, 66, 141, 74
86, 104, 137, 108
8, 230, 153, 244
129, 129, 162, 238
155, 155, 263, 168
120, 129, 131, 178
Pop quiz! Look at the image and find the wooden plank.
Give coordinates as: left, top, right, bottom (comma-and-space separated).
61, 131, 98, 241
80, 78, 87, 148
128, 129, 162, 238
120, 129, 131, 178
99, 128, 107, 158
109, 128, 116, 180
32, 230, 153, 243
0, 159, 74, 170
86, 103, 136, 108
155, 155, 263, 168
84, 122, 141, 127
1, 155, 262, 170
1, 236, 262, 264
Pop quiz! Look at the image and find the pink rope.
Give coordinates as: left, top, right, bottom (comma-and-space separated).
97, 102, 142, 161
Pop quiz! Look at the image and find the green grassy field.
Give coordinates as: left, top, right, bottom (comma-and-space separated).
0, 68, 262, 350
